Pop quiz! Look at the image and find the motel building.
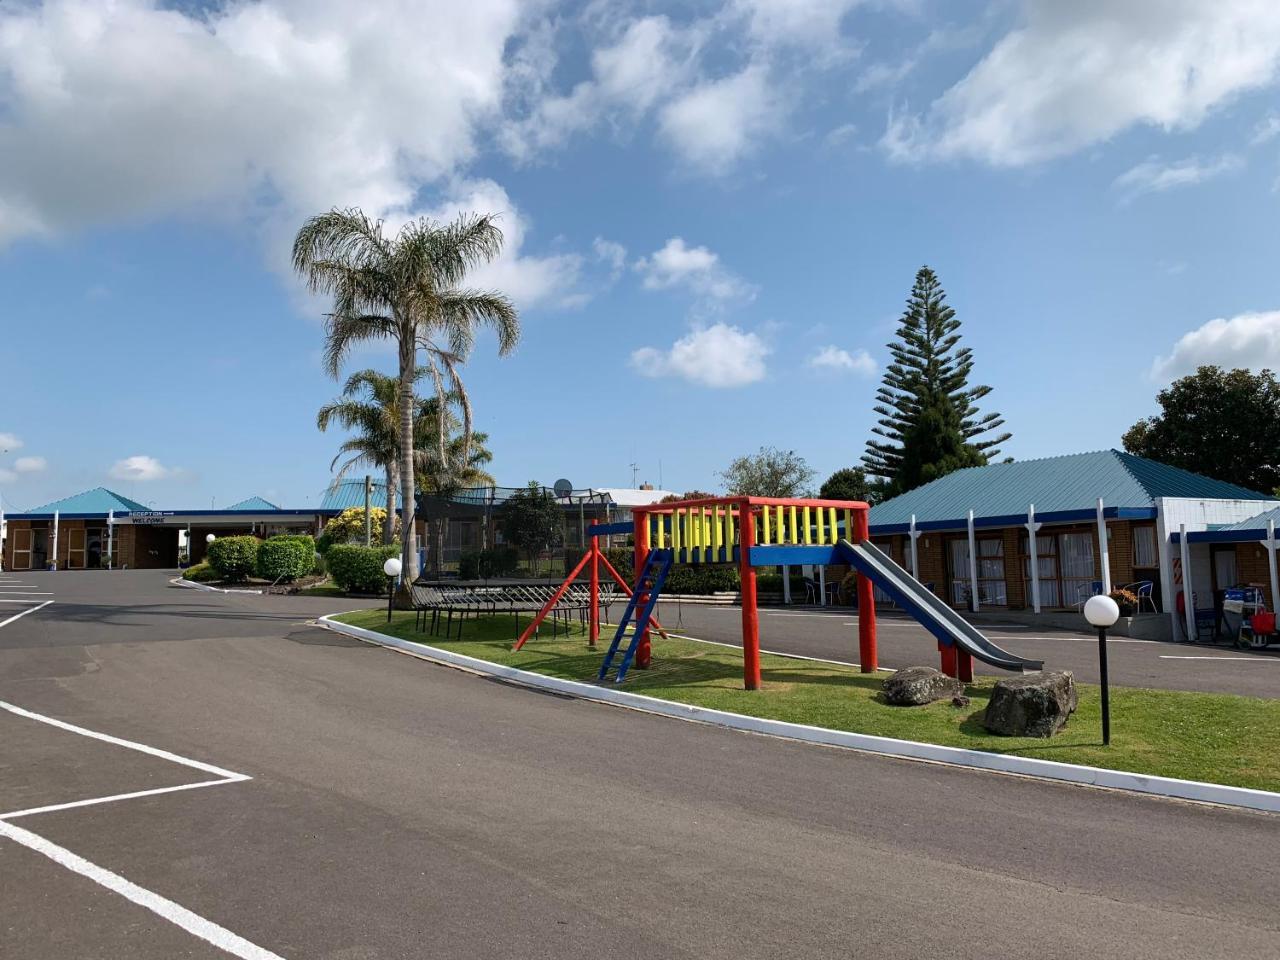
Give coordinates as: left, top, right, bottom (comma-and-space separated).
865, 450, 1280, 640
0, 488, 328, 571
0, 479, 680, 573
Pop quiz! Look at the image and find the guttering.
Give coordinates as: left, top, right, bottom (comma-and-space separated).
869, 505, 1156, 536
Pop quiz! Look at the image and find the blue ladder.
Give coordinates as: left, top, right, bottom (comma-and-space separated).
598, 549, 673, 683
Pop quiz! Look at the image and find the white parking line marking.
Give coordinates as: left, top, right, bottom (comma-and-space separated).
0, 820, 286, 960
0, 698, 245, 780
1159, 655, 1279, 662
0, 777, 248, 821
0, 601, 51, 629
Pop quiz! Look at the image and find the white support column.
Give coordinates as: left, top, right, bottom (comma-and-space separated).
1266, 519, 1279, 614
52, 510, 59, 571
782, 564, 792, 604
1180, 523, 1194, 642
818, 566, 827, 606
908, 514, 921, 579
967, 509, 979, 613
1096, 497, 1112, 594
107, 510, 114, 570
0, 495, 5, 572
1025, 504, 1042, 614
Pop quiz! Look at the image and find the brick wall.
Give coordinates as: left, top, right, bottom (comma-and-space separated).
1236, 542, 1275, 609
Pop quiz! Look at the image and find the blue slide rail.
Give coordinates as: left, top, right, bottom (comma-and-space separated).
836, 539, 1043, 673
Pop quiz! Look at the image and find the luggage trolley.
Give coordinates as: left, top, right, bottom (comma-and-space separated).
1223, 586, 1279, 649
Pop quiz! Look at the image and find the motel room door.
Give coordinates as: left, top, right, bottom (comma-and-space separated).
67, 528, 87, 569
1211, 546, 1238, 593
10, 528, 32, 570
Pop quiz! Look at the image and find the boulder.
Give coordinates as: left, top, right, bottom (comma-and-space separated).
882, 666, 965, 706
982, 671, 1077, 738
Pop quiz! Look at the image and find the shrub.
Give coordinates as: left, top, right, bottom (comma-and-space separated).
256, 535, 315, 583
315, 530, 336, 555
183, 563, 217, 583
756, 571, 808, 595
327, 543, 401, 594
662, 565, 740, 595
320, 507, 398, 549
206, 536, 261, 582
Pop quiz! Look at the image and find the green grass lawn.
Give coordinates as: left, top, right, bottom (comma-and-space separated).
297, 580, 347, 597
334, 609, 1280, 792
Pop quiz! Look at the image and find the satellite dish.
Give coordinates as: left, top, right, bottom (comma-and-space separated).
553, 478, 573, 497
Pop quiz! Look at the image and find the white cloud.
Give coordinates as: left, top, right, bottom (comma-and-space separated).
1252, 113, 1280, 145
635, 237, 755, 304
1113, 154, 1243, 203
1152, 310, 1280, 380
108, 455, 176, 482
593, 237, 628, 280
420, 178, 582, 309
733, 0, 864, 56
632, 323, 769, 388
14, 456, 46, 473
0, 469, 15, 485
808, 346, 876, 376
0, 433, 22, 451
658, 64, 784, 174
0, 0, 526, 245
883, 0, 1280, 166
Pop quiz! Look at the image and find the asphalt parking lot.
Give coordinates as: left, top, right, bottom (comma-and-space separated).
1, 571, 1276, 959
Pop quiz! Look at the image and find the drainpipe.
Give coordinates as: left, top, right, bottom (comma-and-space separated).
1026, 504, 1042, 614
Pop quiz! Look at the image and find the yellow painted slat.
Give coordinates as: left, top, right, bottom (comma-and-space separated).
789, 506, 798, 546
802, 506, 811, 545
711, 505, 721, 561
762, 504, 771, 544
672, 508, 682, 554
828, 507, 838, 545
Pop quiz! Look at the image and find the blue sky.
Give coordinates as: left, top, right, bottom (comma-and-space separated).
3, 0, 1280, 511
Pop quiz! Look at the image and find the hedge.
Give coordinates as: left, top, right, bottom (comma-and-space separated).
182, 562, 217, 583
256, 535, 315, 583
327, 543, 401, 594
663, 565, 740, 595
206, 536, 260, 582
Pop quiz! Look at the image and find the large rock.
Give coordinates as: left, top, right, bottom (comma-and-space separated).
982, 671, 1077, 737
882, 666, 965, 706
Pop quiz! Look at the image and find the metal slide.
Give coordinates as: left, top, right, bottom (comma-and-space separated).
837, 540, 1043, 673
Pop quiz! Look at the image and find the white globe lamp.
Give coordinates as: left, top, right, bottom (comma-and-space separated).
1082, 593, 1119, 745
383, 556, 403, 622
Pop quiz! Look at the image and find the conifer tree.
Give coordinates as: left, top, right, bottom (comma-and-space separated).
862, 266, 1010, 495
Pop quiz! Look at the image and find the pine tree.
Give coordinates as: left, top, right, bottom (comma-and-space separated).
862, 266, 1010, 495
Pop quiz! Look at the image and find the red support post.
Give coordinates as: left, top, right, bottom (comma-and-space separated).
939, 643, 958, 678
635, 510, 651, 669
853, 507, 878, 673
739, 501, 761, 690
957, 648, 973, 683
589, 537, 600, 648
513, 549, 593, 650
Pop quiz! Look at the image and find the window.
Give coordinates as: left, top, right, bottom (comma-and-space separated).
1060, 532, 1096, 605
949, 538, 1007, 607
1133, 526, 1158, 568
1019, 534, 1061, 607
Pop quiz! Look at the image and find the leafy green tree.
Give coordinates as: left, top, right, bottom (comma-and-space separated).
818, 467, 887, 505
294, 208, 519, 583
863, 266, 1009, 495
659, 490, 718, 503
718, 447, 815, 497
499, 482, 564, 574
1122, 366, 1280, 493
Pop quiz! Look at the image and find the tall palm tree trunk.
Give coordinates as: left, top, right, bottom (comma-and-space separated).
384, 464, 397, 546
397, 338, 418, 586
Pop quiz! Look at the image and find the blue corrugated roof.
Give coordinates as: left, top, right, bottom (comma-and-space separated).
869, 450, 1272, 529
225, 496, 280, 511
19, 487, 151, 516
1217, 506, 1280, 532
320, 479, 399, 512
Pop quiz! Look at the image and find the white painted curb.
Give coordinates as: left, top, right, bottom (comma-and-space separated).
317, 615, 1280, 815
171, 577, 263, 595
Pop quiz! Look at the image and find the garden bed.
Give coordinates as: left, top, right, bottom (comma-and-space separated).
332, 609, 1280, 793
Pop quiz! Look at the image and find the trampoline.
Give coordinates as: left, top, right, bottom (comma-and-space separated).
410, 578, 621, 640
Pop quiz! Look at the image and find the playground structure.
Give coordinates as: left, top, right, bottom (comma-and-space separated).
514, 496, 1044, 689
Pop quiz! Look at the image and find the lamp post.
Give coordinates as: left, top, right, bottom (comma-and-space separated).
1084, 594, 1120, 746
383, 556, 403, 623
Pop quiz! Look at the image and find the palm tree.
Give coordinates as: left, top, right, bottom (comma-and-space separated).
316, 368, 405, 545
294, 209, 519, 582
414, 392, 496, 575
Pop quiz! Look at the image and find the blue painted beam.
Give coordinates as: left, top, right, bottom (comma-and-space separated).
747, 545, 842, 566
588, 522, 632, 537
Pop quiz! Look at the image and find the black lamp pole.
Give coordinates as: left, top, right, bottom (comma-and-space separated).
1097, 625, 1111, 746
386, 575, 395, 623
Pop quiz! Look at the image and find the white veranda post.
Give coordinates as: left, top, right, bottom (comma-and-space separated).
107, 510, 114, 570
1266, 520, 1279, 617
1025, 504, 1042, 614
967, 509, 979, 613
1096, 498, 1112, 595
1179, 523, 1194, 642
52, 510, 59, 571
908, 514, 921, 579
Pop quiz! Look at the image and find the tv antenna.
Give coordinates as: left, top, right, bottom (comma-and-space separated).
629, 462, 638, 487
